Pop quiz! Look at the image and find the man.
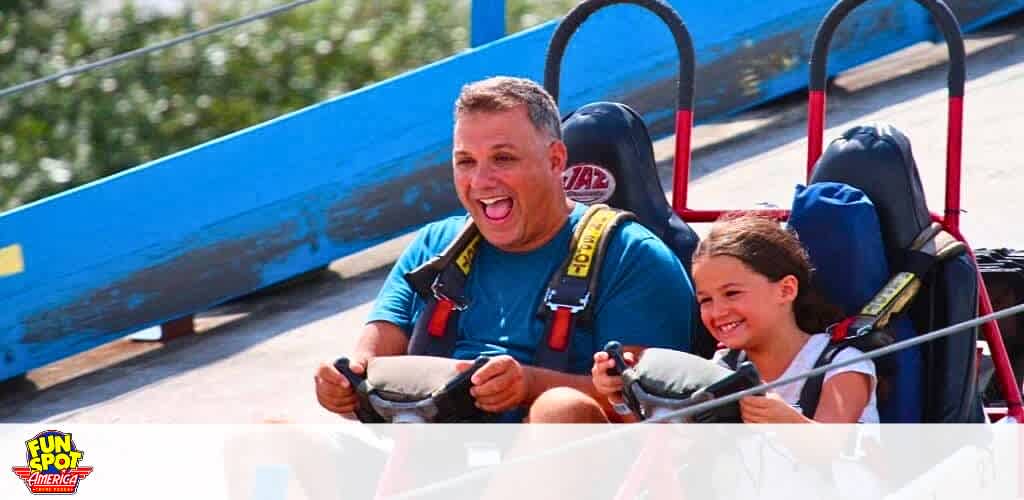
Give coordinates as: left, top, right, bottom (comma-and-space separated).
315, 76, 693, 422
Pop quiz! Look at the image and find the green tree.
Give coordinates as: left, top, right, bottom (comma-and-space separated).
0, 0, 575, 211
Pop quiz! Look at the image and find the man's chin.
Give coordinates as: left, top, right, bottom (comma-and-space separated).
477, 224, 520, 251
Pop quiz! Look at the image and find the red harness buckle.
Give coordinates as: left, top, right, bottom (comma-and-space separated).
547, 307, 573, 351
427, 299, 457, 337
831, 316, 856, 342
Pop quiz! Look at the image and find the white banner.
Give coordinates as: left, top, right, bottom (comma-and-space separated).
0, 423, 1019, 500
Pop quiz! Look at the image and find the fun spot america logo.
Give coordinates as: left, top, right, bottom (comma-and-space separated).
11, 430, 93, 495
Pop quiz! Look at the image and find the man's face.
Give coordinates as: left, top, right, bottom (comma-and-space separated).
452, 105, 569, 252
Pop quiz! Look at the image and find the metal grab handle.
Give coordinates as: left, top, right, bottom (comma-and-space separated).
542, 0, 698, 214
809, 0, 965, 95
806, 0, 966, 231
543, 0, 695, 109
333, 357, 381, 423
603, 340, 630, 375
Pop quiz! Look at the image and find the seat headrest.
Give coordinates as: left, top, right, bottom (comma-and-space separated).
809, 124, 932, 252
561, 102, 699, 270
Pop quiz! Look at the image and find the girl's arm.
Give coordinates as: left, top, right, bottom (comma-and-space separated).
812, 371, 873, 423
740, 371, 873, 424
739, 372, 875, 466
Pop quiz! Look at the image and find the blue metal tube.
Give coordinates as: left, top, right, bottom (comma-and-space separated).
471, 0, 506, 47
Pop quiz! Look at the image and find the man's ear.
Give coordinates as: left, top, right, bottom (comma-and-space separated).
548, 139, 568, 175
778, 274, 799, 303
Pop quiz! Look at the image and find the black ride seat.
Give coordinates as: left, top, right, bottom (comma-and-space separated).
809, 124, 984, 422
560, 102, 712, 356
561, 102, 700, 271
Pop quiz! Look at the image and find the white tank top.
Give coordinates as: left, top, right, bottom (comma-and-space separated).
715, 333, 880, 423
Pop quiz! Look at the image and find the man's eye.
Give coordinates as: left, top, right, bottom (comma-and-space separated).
697, 297, 710, 305
455, 159, 475, 168
494, 154, 516, 163
725, 290, 742, 297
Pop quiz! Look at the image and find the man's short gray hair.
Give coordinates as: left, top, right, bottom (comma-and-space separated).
454, 76, 562, 140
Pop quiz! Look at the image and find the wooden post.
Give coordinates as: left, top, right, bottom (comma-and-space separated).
160, 315, 196, 340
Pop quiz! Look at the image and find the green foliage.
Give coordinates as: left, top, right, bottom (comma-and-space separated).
0, 0, 576, 211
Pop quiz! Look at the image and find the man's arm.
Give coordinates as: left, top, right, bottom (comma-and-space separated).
350, 320, 410, 360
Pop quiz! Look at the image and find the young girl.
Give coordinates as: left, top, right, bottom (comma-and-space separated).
592, 213, 879, 423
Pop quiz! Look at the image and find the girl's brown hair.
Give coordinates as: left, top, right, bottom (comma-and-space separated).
692, 213, 842, 333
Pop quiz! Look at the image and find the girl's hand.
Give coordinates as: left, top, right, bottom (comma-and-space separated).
740, 392, 809, 423
591, 350, 635, 403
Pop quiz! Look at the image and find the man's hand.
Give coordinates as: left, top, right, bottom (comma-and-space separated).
739, 392, 809, 424
315, 357, 368, 417
456, 355, 530, 413
591, 350, 635, 405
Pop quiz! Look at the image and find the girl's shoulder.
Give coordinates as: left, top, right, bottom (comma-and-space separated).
809, 333, 876, 381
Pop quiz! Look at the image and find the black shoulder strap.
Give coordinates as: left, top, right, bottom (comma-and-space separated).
403, 205, 635, 365
534, 204, 636, 371
404, 219, 480, 300
796, 341, 846, 419
721, 349, 745, 370
405, 220, 481, 357
832, 222, 966, 343
807, 223, 965, 417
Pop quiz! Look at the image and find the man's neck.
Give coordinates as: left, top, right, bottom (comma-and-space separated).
508, 197, 575, 253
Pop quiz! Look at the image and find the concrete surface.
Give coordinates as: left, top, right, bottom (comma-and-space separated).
3, 13, 1023, 424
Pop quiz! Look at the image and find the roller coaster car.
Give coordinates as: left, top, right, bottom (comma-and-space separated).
548, 0, 1022, 422
334, 0, 1022, 425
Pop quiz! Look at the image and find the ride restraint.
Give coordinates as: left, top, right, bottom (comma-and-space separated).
404, 204, 636, 372
723, 221, 966, 418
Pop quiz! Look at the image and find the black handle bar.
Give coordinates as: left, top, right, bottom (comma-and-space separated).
333, 357, 380, 423
809, 0, 965, 96
543, 0, 695, 111
603, 340, 630, 375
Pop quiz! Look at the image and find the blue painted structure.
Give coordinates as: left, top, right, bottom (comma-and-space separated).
471, 0, 507, 47
1, 0, 1022, 381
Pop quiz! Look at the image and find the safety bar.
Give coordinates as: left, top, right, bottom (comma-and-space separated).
542, 0, 697, 215
941, 225, 1024, 421
807, 0, 966, 230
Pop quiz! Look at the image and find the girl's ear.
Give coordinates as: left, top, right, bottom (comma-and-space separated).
778, 274, 799, 303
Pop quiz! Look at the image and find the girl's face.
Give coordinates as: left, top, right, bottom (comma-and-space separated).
692, 255, 798, 351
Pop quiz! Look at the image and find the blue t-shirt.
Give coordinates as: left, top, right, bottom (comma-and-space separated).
368, 203, 693, 374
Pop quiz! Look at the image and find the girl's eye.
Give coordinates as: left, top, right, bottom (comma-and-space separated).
725, 290, 742, 298
697, 297, 711, 306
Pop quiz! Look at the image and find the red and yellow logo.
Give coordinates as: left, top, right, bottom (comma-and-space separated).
11, 430, 93, 495
563, 163, 617, 204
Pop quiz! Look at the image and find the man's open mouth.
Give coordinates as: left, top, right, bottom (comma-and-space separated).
479, 196, 513, 221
